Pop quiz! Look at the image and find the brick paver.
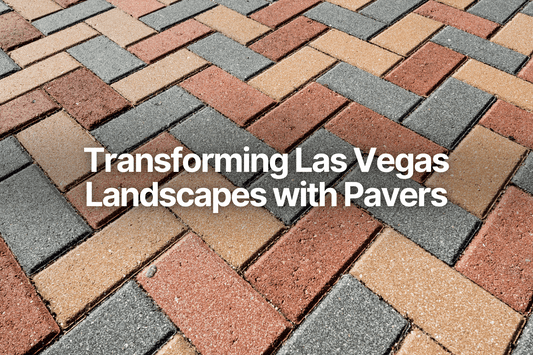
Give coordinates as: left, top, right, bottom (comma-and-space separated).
513, 153, 533, 195
467, 0, 527, 24
396, 329, 450, 355
156, 334, 198, 355
251, 0, 320, 28
107, 0, 164, 18
514, 318, 533, 355
215, 0, 268, 16
0, 48, 19, 79
0, 136, 31, 180
491, 13, 533, 56
0, 11, 42, 51
360, 0, 426, 25
139, 0, 216, 32
3, 0, 60, 21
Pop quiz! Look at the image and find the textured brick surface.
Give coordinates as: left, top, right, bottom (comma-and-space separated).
251, 0, 320, 28
523, 1, 533, 16
3, 0, 60, 21
214, 0, 268, 16
140, 0, 216, 32
514, 318, 533, 355
107, 0, 164, 18
137, 233, 290, 355
513, 153, 533, 195
360, 0, 426, 25
0, 11, 42, 51
0, 48, 19, 79
468, 0, 527, 24
518, 58, 533, 83
327, 0, 373, 11
491, 13, 533, 56
156, 334, 198, 355
0, 136, 31, 180
396, 329, 448, 355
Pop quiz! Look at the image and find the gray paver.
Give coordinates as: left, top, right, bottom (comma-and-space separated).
277, 275, 408, 355
0, 0, 11, 15
214, 0, 268, 15
0, 48, 19, 79
140, 0, 216, 32
359, 0, 426, 25
513, 153, 533, 195
42, 281, 175, 355
0, 165, 91, 275
468, 0, 527, 24
92, 86, 203, 154
0, 136, 32, 181
249, 129, 356, 225
317, 62, 422, 122
513, 317, 533, 355
336, 161, 481, 265
170, 107, 276, 186
188, 33, 273, 81
522, 1, 533, 16
431, 26, 528, 74
403, 78, 494, 149
67, 36, 145, 84
304, 2, 386, 40
32, 0, 113, 35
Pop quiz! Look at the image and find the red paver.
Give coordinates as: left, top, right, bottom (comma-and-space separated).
107, 0, 164, 18
456, 186, 533, 313
0, 89, 59, 137
0, 237, 60, 355
245, 197, 381, 322
66, 132, 187, 229
325, 102, 447, 183
518, 58, 533, 84
180, 66, 275, 126
54, 0, 83, 7
247, 82, 347, 152
249, 16, 327, 61
385, 42, 465, 96
137, 233, 290, 355
251, 0, 321, 28
0, 11, 42, 51
479, 100, 533, 150
415, 1, 499, 39
44, 68, 130, 130
128, 20, 212, 64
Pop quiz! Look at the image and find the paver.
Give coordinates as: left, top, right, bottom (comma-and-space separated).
67, 36, 145, 84
0, 1, 10, 15
371, 13, 443, 56
385, 42, 464, 96
248, 82, 347, 152
518, 58, 533, 83
0, 237, 60, 355
0, 49, 19, 79
435, 0, 475, 9
514, 318, 533, 355
415, 0, 499, 38
32, 0, 114, 35
213, 0, 268, 16
326, 0, 373, 11
249, 46, 335, 101
137, 233, 291, 355
9, 23, 98, 68
139, 0, 216, 32
0, 135, 31, 181
188, 33, 273, 81
54, 0, 83, 8
426, 125, 527, 218
277, 274, 408, 355
0, 11, 41, 51
3, 0, 60, 21
304, 2, 386, 40
33, 206, 185, 328
513, 153, 533, 195
41, 281, 176, 355
310, 29, 401, 77
17, 111, 107, 191
246, 198, 381, 322
431, 26, 528, 74
170, 107, 276, 186
468, 0, 527, 24
396, 329, 448, 355
523, 1, 533, 16
111, 49, 207, 104
317, 62, 422, 122
164, 168, 284, 268
107, 0, 164, 18
180, 65, 275, 126
351, 228, 523, 355
403, 78, 494, 149
156, 334, 198, 355
491, 13, 533, 56
0, 165, 91, 274
360, 0, 426, 25
251, 0, 320, 28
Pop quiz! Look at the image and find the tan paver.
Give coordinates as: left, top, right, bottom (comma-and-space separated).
326, 0, 372, 11
195, 6, 270, 45
491, 13, 533, 56
397, 329, 449, 355
454, 59, 533, 112
249, 46, 336, 101
10, 23, 98, 67
85, 8, 156, 48
4, 0, 61, 21
16, 110, 106, 191
371, 13, 443, 56
156, 334, 198, 355
351, 228, 523, 355
158, 0, 179, 4
111, 49, 207, 104
435, 0, 475, 9
33, 206, 186, 328
310, 29, 401, 76
0, 52, 80, 104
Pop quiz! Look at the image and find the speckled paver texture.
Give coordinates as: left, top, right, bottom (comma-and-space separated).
1, 0, 533, 354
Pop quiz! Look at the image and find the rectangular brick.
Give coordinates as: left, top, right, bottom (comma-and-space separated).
214, 0, 268, 16
435, 0, 474, 9
0, 48, 19, 79
396, 329, 448, 355
0, 11, 42, 51
468, 0, 527, 24
156, 334, 198, 355
514, 318, 533, 355
3, 0, 60, 21
139, 0, 216, 32
249, 46, 335, 101
360, 0, 426, 25
351, 228, 523, 355
251, 0, 320, 28
491, 13, 533, 55
137, 233, 290, 355
326, 0, 372, 11
0, 136, 31, 181
107, 0, 164, 18
513, 153, 533, 195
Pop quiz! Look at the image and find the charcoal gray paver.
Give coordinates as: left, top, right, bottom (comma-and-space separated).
0, 49, 19, 79
140, 0, 216, 32
468, 0, 527, 24
403, 78, 494, 149
0, 0, 10, 15
170, 107, 276, 187
336, 161, 481, 265
188, 33, 273, 81
317, 62, 422, 122
513, 317, 533, 355
67, 36, 145, 84
249, 129, 356, 225
277, 275, 407, 355
0, 165, 91, 275
431, 26, 529, 74
304, 2, 386, 40
32, 0, 114, 35
41, 281, 175, 355
512, 153, 533, 195
92, 86, 203, 154
214, 0, 268, 15
522, 1, 533, 16
0, 136, 32, 181
359, 0, 426, 25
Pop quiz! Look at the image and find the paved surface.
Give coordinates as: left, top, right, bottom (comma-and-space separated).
0, 0, 532, 354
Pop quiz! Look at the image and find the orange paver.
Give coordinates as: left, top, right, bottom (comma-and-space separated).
156, 334, 198, 355
3, 0, 61, 21
396, 329, 449, 355
251, 0, 321, 28
491, 13, 533, 56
